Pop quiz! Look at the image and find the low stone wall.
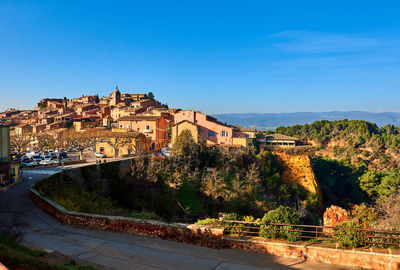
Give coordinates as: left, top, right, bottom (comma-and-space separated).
229, 238, 400, 270
29, 188, 228, 249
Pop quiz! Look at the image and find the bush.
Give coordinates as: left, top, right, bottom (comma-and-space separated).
195, 218, 217, 225
127, 211, 159, 220
259, 206, 302, 241
334, 221, 365, 248
221, 213, 246, 236
351, 203, 379, 225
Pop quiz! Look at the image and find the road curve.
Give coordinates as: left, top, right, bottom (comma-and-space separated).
0, 165, 352, 270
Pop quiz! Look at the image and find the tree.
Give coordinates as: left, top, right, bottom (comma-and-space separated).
60, 129, 97, 160
36, 133, 56, 150
147, 92, 155, 100
376, 193, 400, 230
358, 170, 383, 197
171, 129, 197, 156
10, 135, 32, 154
63, 97, 68, 108
94, 94, 100, 103
98, 131, 139, 158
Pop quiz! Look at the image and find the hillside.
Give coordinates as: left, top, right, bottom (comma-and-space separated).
213, 111, 400, 130
275, 119, 400, 171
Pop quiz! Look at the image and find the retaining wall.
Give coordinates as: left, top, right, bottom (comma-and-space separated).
29, 188, 228, 249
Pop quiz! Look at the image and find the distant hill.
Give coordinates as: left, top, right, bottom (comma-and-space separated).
213, 111, 400, 130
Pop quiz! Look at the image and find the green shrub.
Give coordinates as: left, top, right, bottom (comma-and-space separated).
260, 206, 302, 241
127, 211, 159, 220
195, 218, 217, 225
221, 213, 246, 236
334, 221, 365, 248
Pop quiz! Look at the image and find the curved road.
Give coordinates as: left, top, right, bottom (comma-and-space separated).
0, 165, 352, 270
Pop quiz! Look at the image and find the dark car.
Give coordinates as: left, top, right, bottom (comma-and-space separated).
58, 152, 67, 159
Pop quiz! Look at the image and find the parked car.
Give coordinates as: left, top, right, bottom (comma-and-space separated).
94, 152, 106, 158
20, 162, 32, 167
161, 148, 171, 157
21, 156, 31, 163
31, 155, 42, 162
40, 160, 52, 165
58, 152, 67, 159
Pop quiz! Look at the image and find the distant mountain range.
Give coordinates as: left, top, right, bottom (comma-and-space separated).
213, 111, 400, 130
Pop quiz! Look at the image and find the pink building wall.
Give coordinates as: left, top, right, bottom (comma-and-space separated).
174, 110, 233, 145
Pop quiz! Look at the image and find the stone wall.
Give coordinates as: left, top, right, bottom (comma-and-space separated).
229, 238, 400, 270
29, 188, 228, 249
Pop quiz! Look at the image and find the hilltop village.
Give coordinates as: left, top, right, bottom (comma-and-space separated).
0, 86, 298, 155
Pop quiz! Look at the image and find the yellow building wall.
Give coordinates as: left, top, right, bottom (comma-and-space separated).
96, 138, 140, 158
171, 122, 198, 145
10, 163, 20, 183
73, 122, 82, 132
0, 126, 10, 161
232, 137, 255, 148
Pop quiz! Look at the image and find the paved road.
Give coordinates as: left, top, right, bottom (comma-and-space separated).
0, 165, 353, 270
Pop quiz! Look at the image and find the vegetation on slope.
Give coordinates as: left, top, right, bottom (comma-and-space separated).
276, 119, 400, 170
274, 120, 400, 231
35, 130, 319, 223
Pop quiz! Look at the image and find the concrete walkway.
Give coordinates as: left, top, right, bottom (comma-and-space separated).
0, 165, 355, 270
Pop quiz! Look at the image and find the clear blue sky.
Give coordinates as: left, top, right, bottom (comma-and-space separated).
1, 0, 400, 114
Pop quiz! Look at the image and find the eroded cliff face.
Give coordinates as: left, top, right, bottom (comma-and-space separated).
273, 151, 323, 205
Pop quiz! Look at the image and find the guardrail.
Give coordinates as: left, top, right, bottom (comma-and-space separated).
221, 220, 400, 248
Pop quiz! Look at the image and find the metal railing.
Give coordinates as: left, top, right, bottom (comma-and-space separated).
220, 220, 400, 248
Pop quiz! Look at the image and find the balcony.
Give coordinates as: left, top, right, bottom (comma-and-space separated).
143, 128, 152, 133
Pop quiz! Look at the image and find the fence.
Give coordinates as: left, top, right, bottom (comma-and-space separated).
220, 220, 400, 248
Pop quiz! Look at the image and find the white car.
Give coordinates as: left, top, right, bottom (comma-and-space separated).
40, 160, 52, 165
94, 152, 106, 158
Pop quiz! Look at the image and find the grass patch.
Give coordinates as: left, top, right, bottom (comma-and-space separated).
126, 211, 159, 220
0, 233, 97, 270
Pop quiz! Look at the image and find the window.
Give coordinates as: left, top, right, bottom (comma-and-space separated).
245, 134, 249, 138
127, 125, 130, 129
120, 124, 124, 128
146, 125, 150, 130
220, 131, 228, 136
208, 130, 215, 137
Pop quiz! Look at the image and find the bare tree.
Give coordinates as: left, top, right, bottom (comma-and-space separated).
36, 133, 56, 150
60, 129, 97, 159
100, 133, 133, 158
93, 130, 147, 158
10, 135, 32, 154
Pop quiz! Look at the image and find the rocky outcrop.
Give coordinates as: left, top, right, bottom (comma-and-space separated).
323, 205, 349, 227
273, 151, 322, 205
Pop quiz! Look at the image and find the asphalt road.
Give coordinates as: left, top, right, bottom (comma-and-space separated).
0, 165, 354, 270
